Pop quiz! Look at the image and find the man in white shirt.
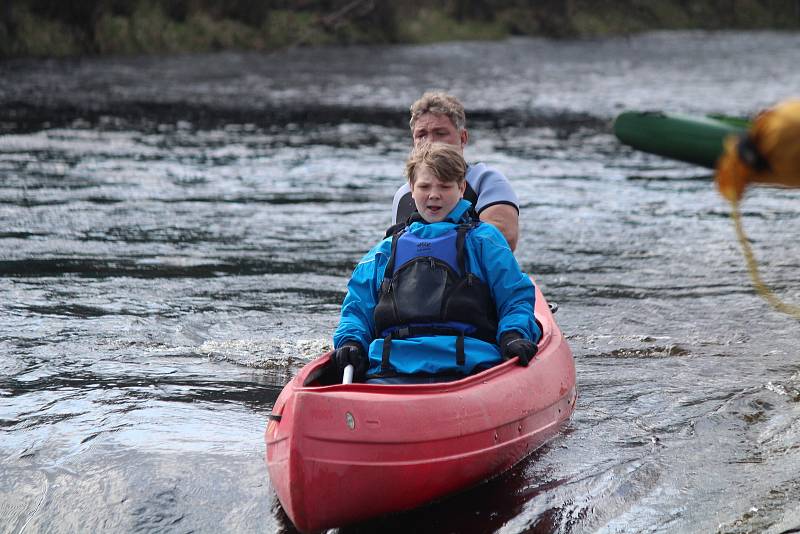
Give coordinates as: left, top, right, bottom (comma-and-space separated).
391, 91, 520, 250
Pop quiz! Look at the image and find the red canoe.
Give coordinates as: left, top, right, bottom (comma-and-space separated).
265, 285, 577, 533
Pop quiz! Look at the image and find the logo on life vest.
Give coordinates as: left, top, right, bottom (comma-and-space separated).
416, 242, 432, 253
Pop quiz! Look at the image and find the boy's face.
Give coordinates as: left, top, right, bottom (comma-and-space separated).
410, 164, 466, 223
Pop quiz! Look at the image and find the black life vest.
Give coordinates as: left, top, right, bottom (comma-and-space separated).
373, 217, 498, 375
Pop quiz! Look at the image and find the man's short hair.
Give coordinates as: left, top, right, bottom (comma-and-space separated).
409, 91, 467, 132
405, 142, 467, 185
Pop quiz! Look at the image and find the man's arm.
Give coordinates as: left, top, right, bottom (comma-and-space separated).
479, 203, 519, 251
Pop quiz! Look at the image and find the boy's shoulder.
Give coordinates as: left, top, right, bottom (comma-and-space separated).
355, 235, 393, 266
468, 221, 512, 251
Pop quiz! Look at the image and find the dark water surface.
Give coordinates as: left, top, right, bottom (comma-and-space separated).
2, 32, 800, 533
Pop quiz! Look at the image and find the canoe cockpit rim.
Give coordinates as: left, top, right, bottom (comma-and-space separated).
299, 347, 554, 394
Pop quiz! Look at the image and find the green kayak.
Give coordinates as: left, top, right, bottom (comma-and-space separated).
613, 111, 750, 169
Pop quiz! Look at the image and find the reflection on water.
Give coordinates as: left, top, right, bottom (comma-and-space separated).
2, 31, 800, 533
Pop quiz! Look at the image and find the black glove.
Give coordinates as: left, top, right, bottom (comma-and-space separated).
333, 342, 368, 381
500, 331, 538, 367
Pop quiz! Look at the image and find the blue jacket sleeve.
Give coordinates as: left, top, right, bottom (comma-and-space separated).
333, 240, 391, 351
468, 224, 541, 343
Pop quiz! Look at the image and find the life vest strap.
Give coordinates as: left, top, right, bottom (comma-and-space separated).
382, 325, 468, 339
456, 333, 465, 366
456, 224, 470, 276
381, 332, 394, 373
382, 231, 403, 286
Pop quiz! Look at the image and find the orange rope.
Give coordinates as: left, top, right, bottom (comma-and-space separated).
730, 199, 800, 319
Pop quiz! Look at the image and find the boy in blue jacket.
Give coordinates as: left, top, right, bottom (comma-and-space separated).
333, 143, 540, 383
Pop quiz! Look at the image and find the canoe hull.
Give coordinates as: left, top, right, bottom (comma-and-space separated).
266, 287, 576, 533
613, 110, 749, 168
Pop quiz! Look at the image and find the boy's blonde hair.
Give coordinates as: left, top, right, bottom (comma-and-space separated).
405, 143, 467, 185
409, 91, 467, 132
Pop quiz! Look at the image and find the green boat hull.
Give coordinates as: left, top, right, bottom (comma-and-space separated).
613, 111, 750, 169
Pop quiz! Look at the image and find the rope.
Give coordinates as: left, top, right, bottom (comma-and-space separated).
730, 199, 800, 319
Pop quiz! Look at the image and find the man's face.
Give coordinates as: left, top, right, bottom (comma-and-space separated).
412, 113, 467, 150
410, 164, 466, 223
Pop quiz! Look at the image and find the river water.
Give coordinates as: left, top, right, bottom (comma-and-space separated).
1, 31, 800, 533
